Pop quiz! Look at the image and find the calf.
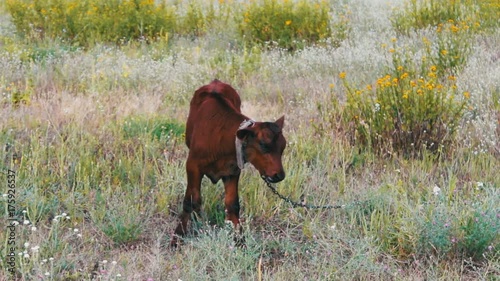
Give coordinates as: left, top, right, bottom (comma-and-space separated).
171, 79, 286, 246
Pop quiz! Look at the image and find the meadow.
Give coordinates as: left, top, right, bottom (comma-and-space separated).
0, 0, 499, 280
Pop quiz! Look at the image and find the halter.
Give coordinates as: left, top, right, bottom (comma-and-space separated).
235, 119, 255, 169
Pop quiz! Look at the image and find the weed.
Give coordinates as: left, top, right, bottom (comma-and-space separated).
6, 0, 176, 46
342, 30, 471, 157
238, 0, 333, 50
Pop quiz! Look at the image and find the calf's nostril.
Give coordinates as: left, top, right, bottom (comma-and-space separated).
273, 172, 285, 182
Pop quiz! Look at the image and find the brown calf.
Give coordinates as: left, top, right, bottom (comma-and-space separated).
171, 79, 286, 246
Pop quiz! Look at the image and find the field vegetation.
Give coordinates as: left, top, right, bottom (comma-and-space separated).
0, 0, 498, 280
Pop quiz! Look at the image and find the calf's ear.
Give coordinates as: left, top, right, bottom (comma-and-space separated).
236, 128, 255, 140
275, 116, 285, 129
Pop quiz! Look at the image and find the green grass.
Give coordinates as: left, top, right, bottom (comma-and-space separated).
0, 0, 499, 280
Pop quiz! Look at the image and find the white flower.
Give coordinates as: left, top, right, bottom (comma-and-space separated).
23, 220, 30, 225
45, 272, 50, 276
24, 242, 30, 248
433, 185, 441, 196
102, 260, 108, 264
31, 226, 37, 231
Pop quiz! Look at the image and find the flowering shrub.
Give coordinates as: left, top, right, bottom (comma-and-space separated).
429, 20, 473, 77
342, 40, 470, 157
239, 0, 332, 50
475, 0, 500, 31
6, 0, 175, 46
392, 0, 498, 34
392, 0, 467, 34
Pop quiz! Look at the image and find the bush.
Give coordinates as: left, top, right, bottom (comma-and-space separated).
342, 35, 471, 157
429, 20, 473, 77
392, 0, 466, 34
6, 0, 176, 46
356, 184, 499, 261
239, 0, 332, 50
176, 2, 211, 37
392, 0, 498, 34
475, 0, 500, 31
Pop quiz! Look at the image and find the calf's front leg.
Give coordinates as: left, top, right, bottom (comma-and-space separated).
223, 175, 244, 246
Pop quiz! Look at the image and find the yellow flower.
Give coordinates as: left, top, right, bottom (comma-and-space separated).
441, 49, 448, 56
329, 83, 334, 89
366, 84, 372, 91
401, 73, 409, 80
392, 78, 399, 85
448, 75, 456, 81
391, 37, 397, 42
402, 93, 408, 99
397, 65, 403, 71
389, 48, 395, 53
285, 20, 292, 26
430, 65, 437, 72
450, 25, 460, 33
463, 91, 470, 99
377, 79, 384, 87
428, 72, 436, 78
410, 80, 417, 87
339, 72, 346, 79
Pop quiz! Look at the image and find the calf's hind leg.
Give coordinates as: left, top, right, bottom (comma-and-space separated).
170, 161, 202, 247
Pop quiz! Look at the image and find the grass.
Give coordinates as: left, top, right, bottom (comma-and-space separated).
1, 0, 499, 280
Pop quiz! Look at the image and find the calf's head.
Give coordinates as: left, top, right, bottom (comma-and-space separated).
237, 116, 286, 183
